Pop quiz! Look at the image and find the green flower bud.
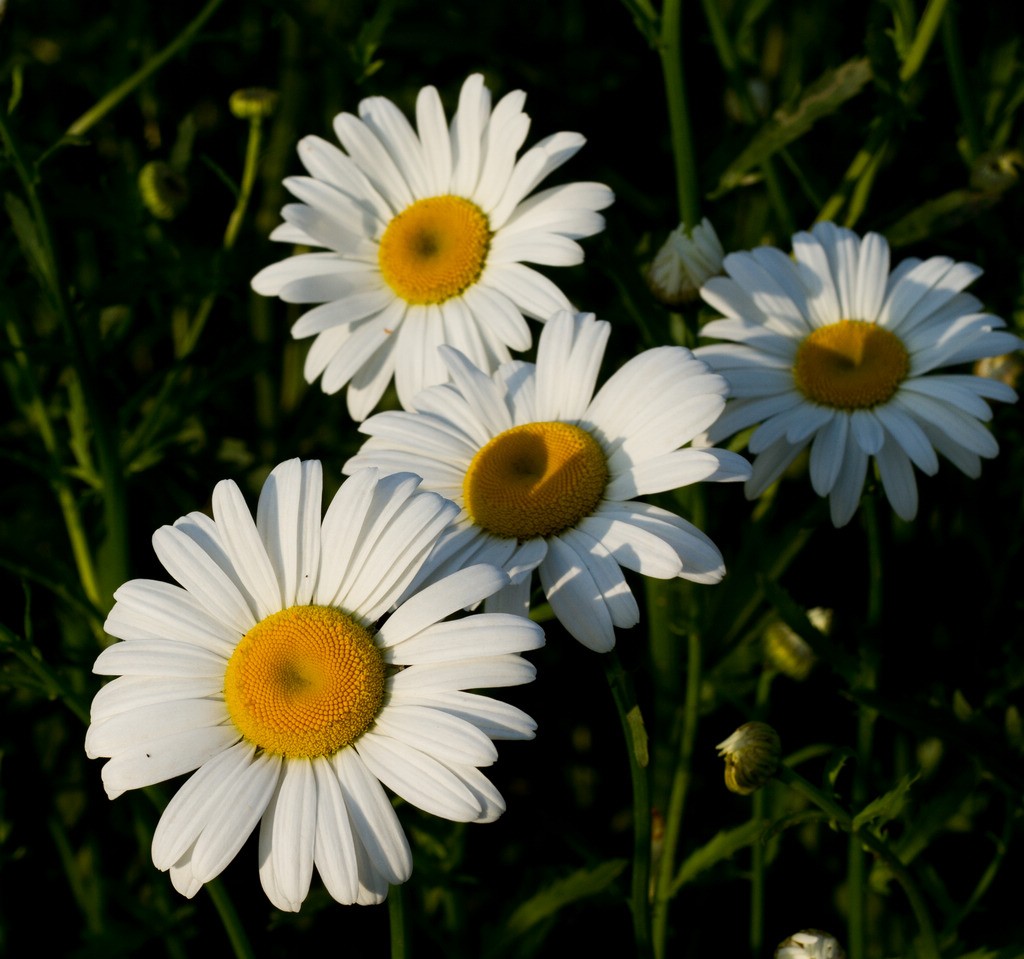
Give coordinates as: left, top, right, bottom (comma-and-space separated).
716, 721, 781, 795
138, 161, 188, 220
229, 87, 279, 121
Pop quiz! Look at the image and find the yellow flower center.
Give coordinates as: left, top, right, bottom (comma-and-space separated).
378, 195, 491, 304
793, 320, 909, 409
462, 421, 609, 540
224, 606, 385, 759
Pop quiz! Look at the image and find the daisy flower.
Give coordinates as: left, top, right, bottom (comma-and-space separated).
252, 73, 614, 420
85, 460, 543, 911
344, 311, 751, 653
695, 222, 1021, 526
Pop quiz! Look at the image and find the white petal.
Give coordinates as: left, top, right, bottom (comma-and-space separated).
259, 759, 317, 913
105, 579, 236, 656
86, 699, 228, 759
152, 524, 255, 634
99, 725, 239, 799
385, 613, 543, 664
538, 536, 615, 651
334, 749, 411, 884
387, 655, 536, 691
378, 564, 511, 646
389, 689, 536, 740
356, 733, 483, 821
875, 438, 918, 520
808, 413, 849, 496
372, 704, 499, 766
311, 758, 359, 904
211, 479, 284, 618
256, 459, 322, 608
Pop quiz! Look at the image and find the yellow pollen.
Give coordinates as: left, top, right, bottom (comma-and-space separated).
463, 421, 609, 540
793, 320, 909, 410
224, 605, 385, 759
378, 195, 491, 304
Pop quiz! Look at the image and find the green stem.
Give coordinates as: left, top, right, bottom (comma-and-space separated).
389, 883, 408, 959
0, 623, 91, 723
651, 629, 701, 959
749, 669, 774, 957
698, 0, 795, 235
206, 878, 257, 959
778, 767, 939, 958
898, 0, 951, 84
3, 320, 103, 612
0, 113, 127, 610
224, 117, 265, 251
816, 119, 890, 224
605, 648, 654, 959
940, 2, 983, 162
658, 0, 699, 227
63, 0, 227, 140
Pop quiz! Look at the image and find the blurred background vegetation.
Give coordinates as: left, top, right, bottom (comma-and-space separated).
2, 0, 1023, 956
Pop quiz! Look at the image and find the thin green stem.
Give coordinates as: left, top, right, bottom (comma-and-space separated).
816, 119, 890, 224
749, 669, 774, 957
224, 118, 265, 251
898, 0, 951, 84
698, 0, 795, 235
605, 648, 654, 959
206, 878, 257, 959
3, 321, 103, 611
651, 629, 701, 959
0, 623, 91, 723
658, 0, 699, 227
777, 766, 940, 958
389, 883, 408, 959
856, 831, 941, 959
1, 113, 127, 610
63, 0, 227, 140
941, 2, 983, 162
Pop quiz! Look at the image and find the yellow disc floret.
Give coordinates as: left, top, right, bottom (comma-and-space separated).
793, 320, 909, 409
224, 605, 384, 759
378, 195, 491, 304
463, 421, 609, 540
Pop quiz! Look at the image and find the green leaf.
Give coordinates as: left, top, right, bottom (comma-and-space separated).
710, 58, 873, 198
852, 773, 918, 831
884, 189, 1002, 248
502, 859, 628, 938
4, 191, 55, 292
626, 703, 649, 768
672, 819, 765, 893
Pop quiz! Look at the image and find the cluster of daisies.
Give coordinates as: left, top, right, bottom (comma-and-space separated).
87, 74, 1019, 911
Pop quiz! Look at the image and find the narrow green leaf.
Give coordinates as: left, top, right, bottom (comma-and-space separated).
503, 859, 629, 937
710, 58, 873, 198
626, 703, 649, 768
884, 189, 1002, 247
672, 819, 764, 893
852, 773, 918, 831
4, 191, 54, 291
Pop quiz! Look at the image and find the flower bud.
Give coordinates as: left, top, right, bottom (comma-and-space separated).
229, 87, 279, 121
776, 929, 845, 959
969, 148, 1022, 194
717, 721, 780, 795
645, 217, 725, 305
764, 607, 831, 681
137, 161, 188, 220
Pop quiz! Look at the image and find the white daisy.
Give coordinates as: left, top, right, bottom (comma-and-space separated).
85, 460, 543, 911
695, 222, 1021, 526
344, 311, 751, 653
251, 73, 614, 421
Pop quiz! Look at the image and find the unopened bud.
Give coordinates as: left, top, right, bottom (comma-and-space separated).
764, 607, 831, 681
969, 149, 1023, 194
645, 217, 725, 305
138, 161, 188, 220
229, 87, 279, 121
717, 721, 781, 795
776, 929, 845, 959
